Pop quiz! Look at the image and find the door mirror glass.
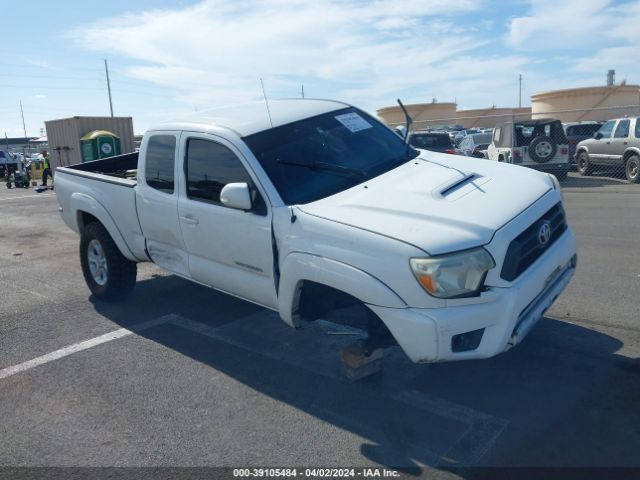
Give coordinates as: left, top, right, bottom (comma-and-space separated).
220, 183, 252, 210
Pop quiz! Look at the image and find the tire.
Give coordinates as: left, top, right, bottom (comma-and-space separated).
529, 136, 557, 163
577, 151, 593, 176
555, 170, 568, 181
80, 222, 137, 301
626, 155, 640, 183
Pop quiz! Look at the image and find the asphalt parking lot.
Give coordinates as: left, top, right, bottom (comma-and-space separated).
1, 172, 639, 478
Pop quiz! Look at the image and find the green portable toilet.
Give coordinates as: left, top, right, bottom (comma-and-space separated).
80, 130, 121, 162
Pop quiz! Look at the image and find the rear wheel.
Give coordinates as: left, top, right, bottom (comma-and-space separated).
577, 151, 592, 176
626, 155, 640, 183
80, 222, 137, 301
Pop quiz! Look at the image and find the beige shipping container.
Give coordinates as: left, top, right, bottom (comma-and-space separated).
45, 116, 135, 169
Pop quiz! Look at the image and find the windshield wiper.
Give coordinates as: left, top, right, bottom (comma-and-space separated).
276, 158, 367, 179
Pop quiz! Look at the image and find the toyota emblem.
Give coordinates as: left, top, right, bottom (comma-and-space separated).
538, 221, 552, 246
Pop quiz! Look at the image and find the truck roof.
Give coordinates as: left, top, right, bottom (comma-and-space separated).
150, 98, 351, 137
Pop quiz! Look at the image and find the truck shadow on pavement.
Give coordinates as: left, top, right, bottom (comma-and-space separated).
91, 274, 640, 475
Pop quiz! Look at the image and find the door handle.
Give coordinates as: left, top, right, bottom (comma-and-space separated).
180, 216, 199, 225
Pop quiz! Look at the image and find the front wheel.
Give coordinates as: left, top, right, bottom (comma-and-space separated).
577, 151, 593, 176
625, 155, 640, 183
80, 222, 137, 301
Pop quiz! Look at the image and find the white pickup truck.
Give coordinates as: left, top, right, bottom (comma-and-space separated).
55, 99, 577, 363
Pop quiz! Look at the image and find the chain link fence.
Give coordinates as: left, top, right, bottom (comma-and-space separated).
389, 104, 640, 183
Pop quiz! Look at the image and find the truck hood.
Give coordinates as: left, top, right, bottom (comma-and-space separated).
298, 151, 554, 255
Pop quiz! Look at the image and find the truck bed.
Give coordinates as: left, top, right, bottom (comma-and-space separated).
55, 151, 148, 262
58, 152, 139, 185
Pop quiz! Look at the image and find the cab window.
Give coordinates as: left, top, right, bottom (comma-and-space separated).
185, 138, 266, 214
145, 135, 176, 194
597, 120, 615, 139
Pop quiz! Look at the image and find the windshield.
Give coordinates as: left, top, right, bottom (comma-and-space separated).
244, 107, 418, 204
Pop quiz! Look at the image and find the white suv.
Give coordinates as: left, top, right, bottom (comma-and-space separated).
487, 119, 570, 180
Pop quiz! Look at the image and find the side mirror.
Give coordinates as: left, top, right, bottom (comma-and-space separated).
220, 183, 252, 210
594, 132, 603, 140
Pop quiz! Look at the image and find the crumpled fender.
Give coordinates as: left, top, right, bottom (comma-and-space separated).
70, 192, 138, 262
278, 252, 406, 327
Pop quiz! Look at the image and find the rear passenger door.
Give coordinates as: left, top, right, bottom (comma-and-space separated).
136, 131, 190, 276
177, 134, 277, 309
590, 120, 615, 165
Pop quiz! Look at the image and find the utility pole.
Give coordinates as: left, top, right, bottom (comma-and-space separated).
518, 74, 522, 109
19, 100, 27, 138
104, 59, 114, 117
20, 100, 30, 166
301, 84, 305, 99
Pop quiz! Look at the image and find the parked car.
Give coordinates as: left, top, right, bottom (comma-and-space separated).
408, 132, 456, 154
564, 122, 604, 161
575, 117, 640, 183
457, 133, 492, 157
486, 119, 570, 180
55, 99, 576, 364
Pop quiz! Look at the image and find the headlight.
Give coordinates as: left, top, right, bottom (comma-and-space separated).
410, 248, 495, 299
547, 173, 563, 200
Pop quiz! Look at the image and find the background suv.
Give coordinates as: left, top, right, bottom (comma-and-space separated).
576, 117, 640, 183
487, 119, 570, 180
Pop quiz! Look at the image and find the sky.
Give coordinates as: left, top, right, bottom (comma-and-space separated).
1, 0, 639, 136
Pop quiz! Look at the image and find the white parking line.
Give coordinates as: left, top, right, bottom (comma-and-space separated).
0, 316, 170, 380
0, 193, 56, 201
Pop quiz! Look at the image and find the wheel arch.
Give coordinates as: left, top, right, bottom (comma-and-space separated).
622, 147, 640, 162
278, 252, 406, 328
71, 193, 138, 262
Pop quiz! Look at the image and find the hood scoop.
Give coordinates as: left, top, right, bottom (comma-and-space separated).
438, 174, 492, 201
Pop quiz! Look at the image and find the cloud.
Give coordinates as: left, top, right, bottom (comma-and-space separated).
69, 0, 486, 113
507, 0, 640, 51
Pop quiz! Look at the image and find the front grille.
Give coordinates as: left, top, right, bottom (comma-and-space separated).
501, 203, 567, 281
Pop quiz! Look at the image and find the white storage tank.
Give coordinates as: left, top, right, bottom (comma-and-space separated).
531, 84, 640, 122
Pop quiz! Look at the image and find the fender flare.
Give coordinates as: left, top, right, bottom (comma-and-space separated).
623, 147, 640, 160
278, 252, 406, 327
70, 192, 138, 262
575, 145, 589, 156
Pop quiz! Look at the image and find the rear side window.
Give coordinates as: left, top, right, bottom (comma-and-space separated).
186, 138, 253, 205
636, 118, 640, 138
614, 119, 630, 138
145, 135, 176, 194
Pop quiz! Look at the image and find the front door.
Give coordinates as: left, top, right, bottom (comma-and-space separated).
589, 120, 616, 165
177, 134, 277, 309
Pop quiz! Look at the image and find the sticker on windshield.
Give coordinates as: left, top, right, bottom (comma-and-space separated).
334, 112, 373, 133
